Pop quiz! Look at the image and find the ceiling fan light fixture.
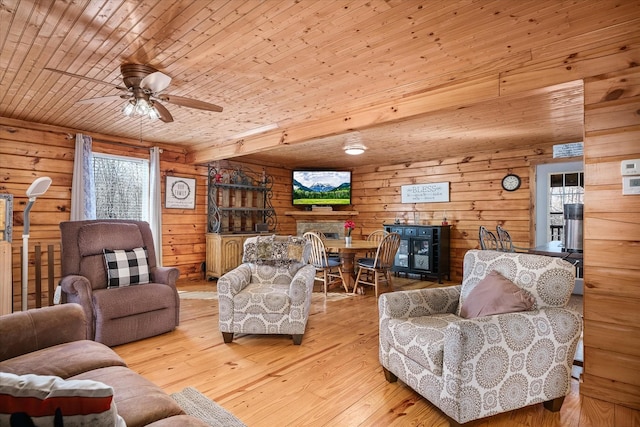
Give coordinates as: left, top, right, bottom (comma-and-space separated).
134, 98, 151, 115
122, 97, 160, 120
122, 100, 136, 116
148, 105, 160, 121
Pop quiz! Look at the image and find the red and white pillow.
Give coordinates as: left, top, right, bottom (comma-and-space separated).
0, 372, 125, 426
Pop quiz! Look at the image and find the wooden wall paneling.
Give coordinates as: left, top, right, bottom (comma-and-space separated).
584, 320, 640, 359
587, 267, 640, 299
584, 125, 640, 160
347, 146, 551, 282
582, 67, 640, 409
586, 347, 640, 388
0, 117, 212, 308
581, 374, 640, 414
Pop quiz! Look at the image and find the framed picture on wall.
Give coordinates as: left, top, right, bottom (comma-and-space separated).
165, 176, 196, 209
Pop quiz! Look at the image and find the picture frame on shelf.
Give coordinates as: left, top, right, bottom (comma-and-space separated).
165, 176, 196, 209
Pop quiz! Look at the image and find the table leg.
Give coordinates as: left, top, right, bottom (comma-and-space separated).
339, 253, 356, 293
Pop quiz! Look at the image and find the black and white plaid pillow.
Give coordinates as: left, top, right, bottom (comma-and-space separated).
103, 247, 150, 288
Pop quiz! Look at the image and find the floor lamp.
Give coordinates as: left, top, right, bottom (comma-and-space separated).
22, 177, 52, 311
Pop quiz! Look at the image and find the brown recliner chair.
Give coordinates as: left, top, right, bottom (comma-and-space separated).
59, 220, 180, 347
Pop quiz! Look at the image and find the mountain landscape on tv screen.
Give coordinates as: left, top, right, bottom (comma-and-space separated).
293, 176, 350, 205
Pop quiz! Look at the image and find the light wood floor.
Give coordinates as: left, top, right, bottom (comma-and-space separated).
113, 277, 640, 427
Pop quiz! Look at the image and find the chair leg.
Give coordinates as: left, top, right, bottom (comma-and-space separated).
323, 270, 328, 295
382, 367, 397, 383
353, 267, 364, 295
222, 332, 234, 343
292, 334, 303, 345
338, 268, 349, 294
543, 396, 565, 412
385, 269, 393, 291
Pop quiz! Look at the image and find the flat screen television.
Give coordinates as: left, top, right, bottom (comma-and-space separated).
292, 170, 351, 206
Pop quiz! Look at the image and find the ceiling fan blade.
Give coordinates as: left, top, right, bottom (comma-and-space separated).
157, 94, 223, 112
76, 95, 128, 104
140, 71, 172, 93
153, 100, 174, 123
44, 68, 129, 92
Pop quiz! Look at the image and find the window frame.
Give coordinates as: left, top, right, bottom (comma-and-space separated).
92, 152, 150, 221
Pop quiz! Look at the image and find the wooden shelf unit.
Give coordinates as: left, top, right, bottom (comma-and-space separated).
206, 164, 277, 279
207, 164, 276, 234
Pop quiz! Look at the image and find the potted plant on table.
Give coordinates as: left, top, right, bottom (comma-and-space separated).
344, 219, 355, 245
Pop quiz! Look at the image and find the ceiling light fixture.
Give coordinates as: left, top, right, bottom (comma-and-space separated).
343, 132, 366, 155
122, 89, 160, 121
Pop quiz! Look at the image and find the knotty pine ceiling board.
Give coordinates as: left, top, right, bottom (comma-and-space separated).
1, 0, 636, 168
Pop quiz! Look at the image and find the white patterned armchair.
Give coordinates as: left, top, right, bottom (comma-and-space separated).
379, 250, 582, 426
217, 235, 316, 345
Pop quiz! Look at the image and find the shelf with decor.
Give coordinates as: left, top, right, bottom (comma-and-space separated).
207, 163, 276, 234
206, 163, 276, 279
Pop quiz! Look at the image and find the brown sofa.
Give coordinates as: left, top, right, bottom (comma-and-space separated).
0, 303, 210, 426
59, 220, 180, 347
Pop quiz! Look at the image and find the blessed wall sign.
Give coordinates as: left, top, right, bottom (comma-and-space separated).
401, 182, 450, 203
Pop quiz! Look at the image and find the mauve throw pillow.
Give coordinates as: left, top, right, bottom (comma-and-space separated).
460, 270, 535, 318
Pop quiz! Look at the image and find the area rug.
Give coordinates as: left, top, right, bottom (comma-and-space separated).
178, 291, 218, 300
170, 387, 246, 427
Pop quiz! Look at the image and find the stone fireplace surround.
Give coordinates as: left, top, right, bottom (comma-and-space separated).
296, 221, 345, 239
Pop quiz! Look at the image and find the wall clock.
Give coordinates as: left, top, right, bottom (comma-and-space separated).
501, 174, 521, 191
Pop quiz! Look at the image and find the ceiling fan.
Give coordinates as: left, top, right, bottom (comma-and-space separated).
44, 64, 223, 123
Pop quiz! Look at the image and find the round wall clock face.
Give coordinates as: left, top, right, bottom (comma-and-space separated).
502, 174, 521, 191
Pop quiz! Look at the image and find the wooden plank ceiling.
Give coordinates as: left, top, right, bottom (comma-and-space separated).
0, 0, 637, 168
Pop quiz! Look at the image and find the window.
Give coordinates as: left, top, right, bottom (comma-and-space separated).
93, 153, 149, 220
548, 171, 584, 242
535, 161, 584, 246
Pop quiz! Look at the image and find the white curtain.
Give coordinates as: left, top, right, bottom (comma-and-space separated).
70, 134, 96, 221
149, 147, 163, 266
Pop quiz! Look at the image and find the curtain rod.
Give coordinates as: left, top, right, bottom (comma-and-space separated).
65, 133, 157, 151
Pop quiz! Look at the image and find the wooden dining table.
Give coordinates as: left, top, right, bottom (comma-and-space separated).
323, 239, 380, 292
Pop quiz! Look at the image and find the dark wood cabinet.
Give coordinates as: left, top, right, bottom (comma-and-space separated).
383, 224, 451, 283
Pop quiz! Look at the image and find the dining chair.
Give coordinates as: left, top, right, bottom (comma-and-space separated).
478, 225, 499, 250
496, 225, 534, 252
365, 229, 389, 256
309, 229, 340, 260
353, 232, 401, 297
303, 231, 347, 294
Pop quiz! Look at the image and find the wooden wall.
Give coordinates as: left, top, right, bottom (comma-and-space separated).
352, 146, 557, 283
581, 67, 640, 409
0, 117, 296, 310
1, 114, 560, 306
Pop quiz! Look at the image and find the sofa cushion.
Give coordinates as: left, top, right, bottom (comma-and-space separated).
458, 250, 575, 315
243, 235, 309, 266
385, 313, 459, 376
0, 340, 127, 378
104, 247, 151, 287
460, 270, 535, 318
234, 283, 291, 315
0, 372, 125, 427
78, 222, 144, 257
92, 283, 175, 320
71, 366, 184, 427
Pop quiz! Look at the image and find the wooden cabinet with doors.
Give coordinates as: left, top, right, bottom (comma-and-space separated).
384, 224, 451, 283
206, 233, 260, 279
